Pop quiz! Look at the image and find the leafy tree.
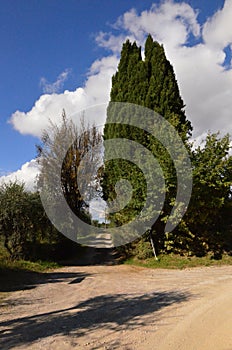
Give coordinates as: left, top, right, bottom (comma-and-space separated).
24, 191, 61, 259
184, 133, 232, 256
0, 181, 72, 261
37, 111, 103, 242
102, 35, 192, 252
0, 182, 37, 259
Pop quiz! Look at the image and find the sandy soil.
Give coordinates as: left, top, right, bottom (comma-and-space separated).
0, 264, 232, 350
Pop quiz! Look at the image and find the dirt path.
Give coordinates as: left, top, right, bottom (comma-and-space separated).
0, 264, 232, 350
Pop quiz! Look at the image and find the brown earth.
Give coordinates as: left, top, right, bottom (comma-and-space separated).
0, 262, 232, 350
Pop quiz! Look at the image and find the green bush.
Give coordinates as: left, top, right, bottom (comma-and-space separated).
135, 240, 153, 260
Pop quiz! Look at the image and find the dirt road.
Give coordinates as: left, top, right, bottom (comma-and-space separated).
0, 264, 232, 349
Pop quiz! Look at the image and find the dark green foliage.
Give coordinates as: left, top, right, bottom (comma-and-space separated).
103, 35, 192, 251
151, 133, 232, 257
185, 133, 232, 256
110, 35, 192, 139
0, 181, 84, 261
103, 35, 232, 257
0, 182, 55, 260
0, 182, 31, 259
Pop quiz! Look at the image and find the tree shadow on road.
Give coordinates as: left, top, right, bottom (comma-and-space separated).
0, 269, 91, 293
0, 290, 190, 349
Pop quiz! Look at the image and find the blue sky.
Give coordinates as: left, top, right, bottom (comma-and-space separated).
0, 0, 231, 188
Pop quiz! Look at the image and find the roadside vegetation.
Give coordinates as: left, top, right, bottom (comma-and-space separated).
124, 253, 232, 270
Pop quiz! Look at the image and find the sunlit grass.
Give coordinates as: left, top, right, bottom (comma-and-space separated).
124, 253, 232, 269
0, 244, 60, 272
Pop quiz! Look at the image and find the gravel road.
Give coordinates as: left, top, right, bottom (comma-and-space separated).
0, 264, 232, 349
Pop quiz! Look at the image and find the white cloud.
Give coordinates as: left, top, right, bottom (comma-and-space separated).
167, 0, 232, 138
203, 0, 232, 49
40, 69, 71, 94
96, 32, 127, 54
10, 56, 118, 137
0, 160, 39, 192
96, 1, 200, 51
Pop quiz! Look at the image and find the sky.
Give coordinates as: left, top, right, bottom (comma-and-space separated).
0, 0, 231, 191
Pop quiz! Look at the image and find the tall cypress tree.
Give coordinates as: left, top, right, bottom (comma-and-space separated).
103, 35, 192, 251
109, 35, 191, 137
